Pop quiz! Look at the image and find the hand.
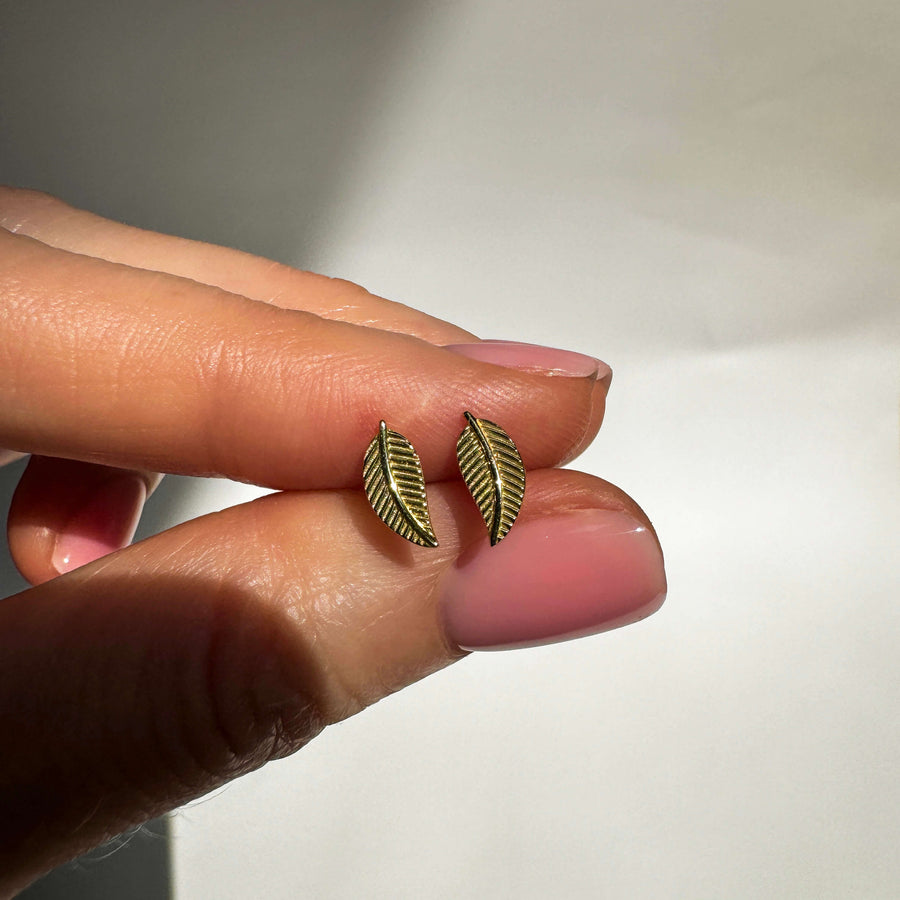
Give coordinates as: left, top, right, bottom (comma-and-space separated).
0, 187, 665, 894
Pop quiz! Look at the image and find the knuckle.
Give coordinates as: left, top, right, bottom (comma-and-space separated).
148, 578, 326, 787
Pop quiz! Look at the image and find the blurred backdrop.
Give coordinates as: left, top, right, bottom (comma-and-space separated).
2, 1, 898, 897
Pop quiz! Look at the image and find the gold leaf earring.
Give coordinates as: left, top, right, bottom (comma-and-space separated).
456, 411, 525, 546
364, 421, 438, 547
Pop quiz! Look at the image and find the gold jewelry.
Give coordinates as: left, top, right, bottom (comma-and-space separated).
456, 412, 525, 546
364, 421, 438, 547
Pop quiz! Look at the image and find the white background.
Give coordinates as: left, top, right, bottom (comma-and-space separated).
1, 1, 898, 897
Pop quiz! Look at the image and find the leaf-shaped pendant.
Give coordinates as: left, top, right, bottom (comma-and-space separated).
364, 421, 438, 547
456, 411, 525, 546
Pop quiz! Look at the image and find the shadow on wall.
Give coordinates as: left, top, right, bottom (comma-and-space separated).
0, 460, 30, 598
18, 820, 171, 900
0, 0, 423, 266
1, 2, 424, 895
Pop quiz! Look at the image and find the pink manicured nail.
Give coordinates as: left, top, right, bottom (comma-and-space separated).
444, 340, 611, 381
441, 509, 666, 651
52, 475, 147, 575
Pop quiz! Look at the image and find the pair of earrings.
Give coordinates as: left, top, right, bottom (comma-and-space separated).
364, 411, 525, 548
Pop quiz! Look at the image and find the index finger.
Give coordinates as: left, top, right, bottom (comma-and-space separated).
0, 230, 609, 490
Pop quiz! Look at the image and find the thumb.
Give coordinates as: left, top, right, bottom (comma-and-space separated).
0, 469, 665, 894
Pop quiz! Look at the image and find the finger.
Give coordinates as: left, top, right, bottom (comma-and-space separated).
0, 468, 666, 892
7, 456, 164, 585
0, 186, 475, 343
7, 357, 603, 584
0, 229, 609, 489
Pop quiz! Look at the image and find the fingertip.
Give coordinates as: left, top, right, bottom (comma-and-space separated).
50, 474, 147, 576
438, 342, 612, 468
557, 373, 611, 467
444, 340, 609, 379
8, 458, 157, 585
441, 507, 666, 651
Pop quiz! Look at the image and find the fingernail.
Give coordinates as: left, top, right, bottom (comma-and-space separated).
441, 509, 666, 651
52, 474, 147, 575
443, 340, 611, 381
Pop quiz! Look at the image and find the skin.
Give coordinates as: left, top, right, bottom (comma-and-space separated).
0, 187, 658, 895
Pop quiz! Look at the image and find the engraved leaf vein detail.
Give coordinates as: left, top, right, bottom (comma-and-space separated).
456, 412, 525, 546
364, 422, 438, 547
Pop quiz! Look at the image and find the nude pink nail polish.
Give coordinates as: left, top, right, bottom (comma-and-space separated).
441, 509, 666, 651
52, 475, 147, 575
444, 340, 611, 381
